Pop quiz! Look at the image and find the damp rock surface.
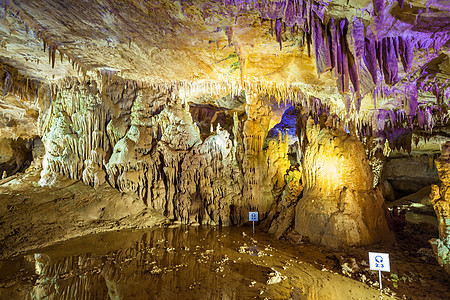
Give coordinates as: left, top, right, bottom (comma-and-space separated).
384, 154, 440, 196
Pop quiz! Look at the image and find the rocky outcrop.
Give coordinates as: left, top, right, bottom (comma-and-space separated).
295, 119, 393, 247
430, 141, 450, 275
39, 79, 113, 186
105, 88, 292, 225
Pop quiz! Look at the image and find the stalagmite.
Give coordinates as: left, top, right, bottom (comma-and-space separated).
295, 118, 394, 247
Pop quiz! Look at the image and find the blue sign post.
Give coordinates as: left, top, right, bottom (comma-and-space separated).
249, 212, 258, 235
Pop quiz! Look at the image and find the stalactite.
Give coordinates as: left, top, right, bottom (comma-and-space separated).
399, 36, 414, 73
348, 55, 361, 109
336, 18, 350, 94
381, 37, 399, 85
275, 19, 282, 50
405, 83, 418, 116
0, 0, 96, 74
372, 0, 385, 16
312, 12, 331, 75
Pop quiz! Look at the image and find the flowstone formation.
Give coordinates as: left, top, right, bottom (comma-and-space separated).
430, 141, 450, 275
295, 118, 393, 247
37, 77, 395, 248
38, 78, 291, 226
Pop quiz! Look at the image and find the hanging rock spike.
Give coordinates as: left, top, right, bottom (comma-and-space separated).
275, 19, 282, 50
48, 45, 52, 65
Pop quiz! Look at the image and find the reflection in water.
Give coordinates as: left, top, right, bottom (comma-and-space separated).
0, 226, 387, 300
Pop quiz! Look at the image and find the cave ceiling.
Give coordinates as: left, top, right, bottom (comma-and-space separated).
0, 0, 449, 137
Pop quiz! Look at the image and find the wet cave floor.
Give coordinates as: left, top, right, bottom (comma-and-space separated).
0, 172, 448, 299
0, 224, 448, 300
0, 225, 394, 300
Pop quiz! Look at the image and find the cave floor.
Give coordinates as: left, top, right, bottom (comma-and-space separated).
1, 226, 396, 300
282, 227, 450, 300
0, 171, 448, 299
0, 169, 166, 260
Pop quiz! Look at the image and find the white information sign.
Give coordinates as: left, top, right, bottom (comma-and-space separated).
369, 252, 390, 272
249, 212, 259, 221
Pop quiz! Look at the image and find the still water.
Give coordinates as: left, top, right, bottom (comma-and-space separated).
0, 226, 386, 299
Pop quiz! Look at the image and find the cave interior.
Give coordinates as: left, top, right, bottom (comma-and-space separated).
0, 0, 449, 299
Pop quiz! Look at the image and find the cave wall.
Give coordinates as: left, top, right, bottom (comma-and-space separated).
34, 74, 399, 249
0, 0, 448, 263
384, 154, 440, 197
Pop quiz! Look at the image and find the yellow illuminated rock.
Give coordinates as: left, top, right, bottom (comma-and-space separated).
295, 118, 393, 247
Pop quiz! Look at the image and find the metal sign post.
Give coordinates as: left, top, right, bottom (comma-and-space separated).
249, 212, 258, 235
369, 252, 390, 300
378, 269, 382, 299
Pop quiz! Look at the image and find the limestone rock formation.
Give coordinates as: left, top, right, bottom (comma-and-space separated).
36, 79, 292, 226
34, 77, 399, 249
430, 141, 450, 275
295, 118, 393, 247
